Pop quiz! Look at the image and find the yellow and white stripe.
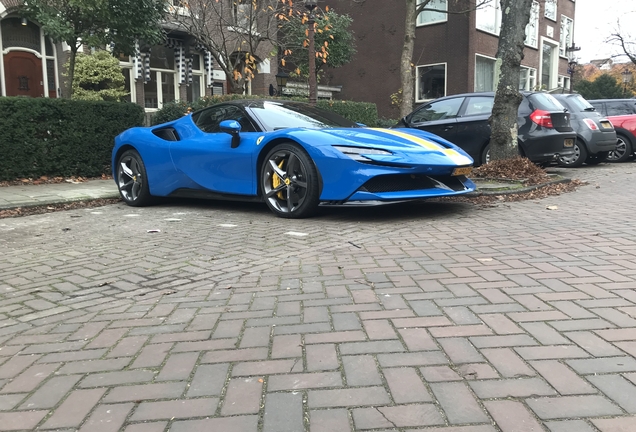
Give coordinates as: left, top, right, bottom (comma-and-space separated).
370, 128, 472, 166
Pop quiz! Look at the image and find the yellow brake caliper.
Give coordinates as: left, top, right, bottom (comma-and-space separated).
272, 160, 285, 200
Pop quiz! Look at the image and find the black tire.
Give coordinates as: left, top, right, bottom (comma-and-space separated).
585, 151, 609, 165
261, 143, 320, 219
607, 134, 633, 163
480, 143, 490, 166
116, 149, 153, 206
558, 140, 587, 168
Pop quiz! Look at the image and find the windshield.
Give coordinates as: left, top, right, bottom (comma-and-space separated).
529, 93, 567, 111
559, 95, 595, 112
247, 101, 358, 131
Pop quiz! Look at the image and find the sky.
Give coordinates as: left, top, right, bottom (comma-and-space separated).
574, 0, 636, 63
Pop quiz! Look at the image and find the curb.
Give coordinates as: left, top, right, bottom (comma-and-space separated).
468, 177, 572, 197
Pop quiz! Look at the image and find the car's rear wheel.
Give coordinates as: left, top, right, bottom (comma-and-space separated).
607, 134, 633, 162
558, 140, 587, 168
117, 149, 153, 206
480, 143, 491, 166
261, 143, 320, 219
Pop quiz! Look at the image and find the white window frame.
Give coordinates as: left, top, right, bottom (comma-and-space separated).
558, 75, 571, 91
525, 1, 539, 48
415, 62, 447, 103
416, 0, 448, 27
544, 0, 557, 21
539, 37, 559, 90
559, 15, 574, 57
230, 0, 257, 34
474, 54, 497, 92
476, 0, 501, 35
519, 66, 537, 91
168, 0, 190, 16
188, 53, 204, 102
118, 56, 136, 103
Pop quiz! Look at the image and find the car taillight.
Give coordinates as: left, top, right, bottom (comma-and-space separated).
530, 109, 554, 128
583, 118, 598, 130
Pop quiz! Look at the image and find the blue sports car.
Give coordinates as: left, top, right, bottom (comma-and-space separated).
112, 100, 476, 218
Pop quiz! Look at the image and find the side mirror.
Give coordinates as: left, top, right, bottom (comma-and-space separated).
356, 122, 367, 127
220, 120, 241, 148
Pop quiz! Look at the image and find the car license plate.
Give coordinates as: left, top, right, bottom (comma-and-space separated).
452, 167, 472, 176
600, 121, 612, 129
564, 138, 574, 147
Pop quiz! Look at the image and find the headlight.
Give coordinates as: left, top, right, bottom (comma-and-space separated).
333, 145, 393, 162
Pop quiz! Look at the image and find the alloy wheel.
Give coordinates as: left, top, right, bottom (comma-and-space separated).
118, 155, 144, 202
262, 149, 309, 215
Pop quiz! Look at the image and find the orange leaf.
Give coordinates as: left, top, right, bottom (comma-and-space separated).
324, 41, 328, 47
281, 59, 286, 66
325, 5, 329, 11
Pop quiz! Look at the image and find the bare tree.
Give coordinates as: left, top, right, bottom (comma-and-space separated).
488, 0, 534, 161
607, 25, 636, 66
169, 0, 298, 94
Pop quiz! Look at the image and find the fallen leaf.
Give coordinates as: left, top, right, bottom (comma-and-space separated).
546, 205, 558, 210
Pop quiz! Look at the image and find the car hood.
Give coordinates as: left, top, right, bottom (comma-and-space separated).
312, 127, 473, 166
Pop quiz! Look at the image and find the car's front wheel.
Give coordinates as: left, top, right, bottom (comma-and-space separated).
607, 134, 633, 162
116, 149, 153, 206
261, 143, 320, 218
558, 140, 587, 168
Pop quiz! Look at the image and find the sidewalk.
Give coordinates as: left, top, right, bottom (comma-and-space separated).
0, 175, 569, 210
0, 179, 120, 210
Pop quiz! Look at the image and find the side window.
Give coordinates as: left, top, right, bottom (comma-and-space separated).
589, 102, 605, 116
410, 98, 463, 123
606, 102, 634, 116
463, 96, 494, 117
193, 105, 256, 133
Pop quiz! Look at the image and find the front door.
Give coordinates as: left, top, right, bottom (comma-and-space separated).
4, 52, 44, 97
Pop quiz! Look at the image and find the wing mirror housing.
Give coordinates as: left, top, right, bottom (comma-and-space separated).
220, 120, 241, 148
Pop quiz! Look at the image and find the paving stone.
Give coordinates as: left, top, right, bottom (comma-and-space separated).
130, 398, 219, 421
545, 420, 597, 432
590, 416, 636, 432
186, 363, 229, 397
267, 372, 342, 391
0, 410, 48, 431
484, 400, 544, 432
429, 382, 489, 424
170, 416, 259, 432
384, 367, 432, 402
469, 377, 556, 398
308, 386, 390, 408
78, 402, 134, 432
586, 374, 636, 413
309, 409, 352, 432
530, 360, 596, 395
19, 374, 82, 409
263, 392, 303, 432
41, 388, 106, 429
104, 382, 186, 402
353, 404, 444, 428
526, 395, 623, 420
220, 378, 262, 415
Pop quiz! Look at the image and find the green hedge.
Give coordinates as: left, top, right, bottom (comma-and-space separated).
152, 95, 379, 127
0, 98, 144, 180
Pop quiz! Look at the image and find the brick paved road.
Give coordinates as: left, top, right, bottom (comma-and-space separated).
0, 162, 635, 432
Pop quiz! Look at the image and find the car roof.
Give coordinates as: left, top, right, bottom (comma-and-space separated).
587, 98, 636, 102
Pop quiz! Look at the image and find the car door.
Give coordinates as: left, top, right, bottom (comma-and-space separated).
453, 96, 494, 161
169, 105, 258, 195
405, 97, 464, 144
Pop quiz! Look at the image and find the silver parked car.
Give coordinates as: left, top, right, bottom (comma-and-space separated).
552, 94, 617, 167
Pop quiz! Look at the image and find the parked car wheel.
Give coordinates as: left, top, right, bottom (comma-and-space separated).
261, 143, 320, 219
117, 149, 153, 206
607, 134, 633, 162
558, 140, 587, 167
480, 143, 491, 166
585, 151, 609, 165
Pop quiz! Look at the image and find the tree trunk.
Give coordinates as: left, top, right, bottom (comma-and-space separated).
67, 44, 78, 98
488, 0, 534, 162
399, 0, 418, 118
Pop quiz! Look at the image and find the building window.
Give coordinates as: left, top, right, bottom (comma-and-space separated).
416, 63, 446, 102
559, 15, 574, 57
541, 40, 558, 90
233, 0, 256, 33
558, 75, 571, 90
476, 0, 501, 35
544, 0, 557, 21
146, 46, 177, 109
416, 0, 447, 26
525, 1, 539, 48
475, 56, 496, 92
519, 66, 537, 90
187, 54, 204, 103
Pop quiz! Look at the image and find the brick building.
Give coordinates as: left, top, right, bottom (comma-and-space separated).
324, 0, 576, 118
0, 0, 280, 116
